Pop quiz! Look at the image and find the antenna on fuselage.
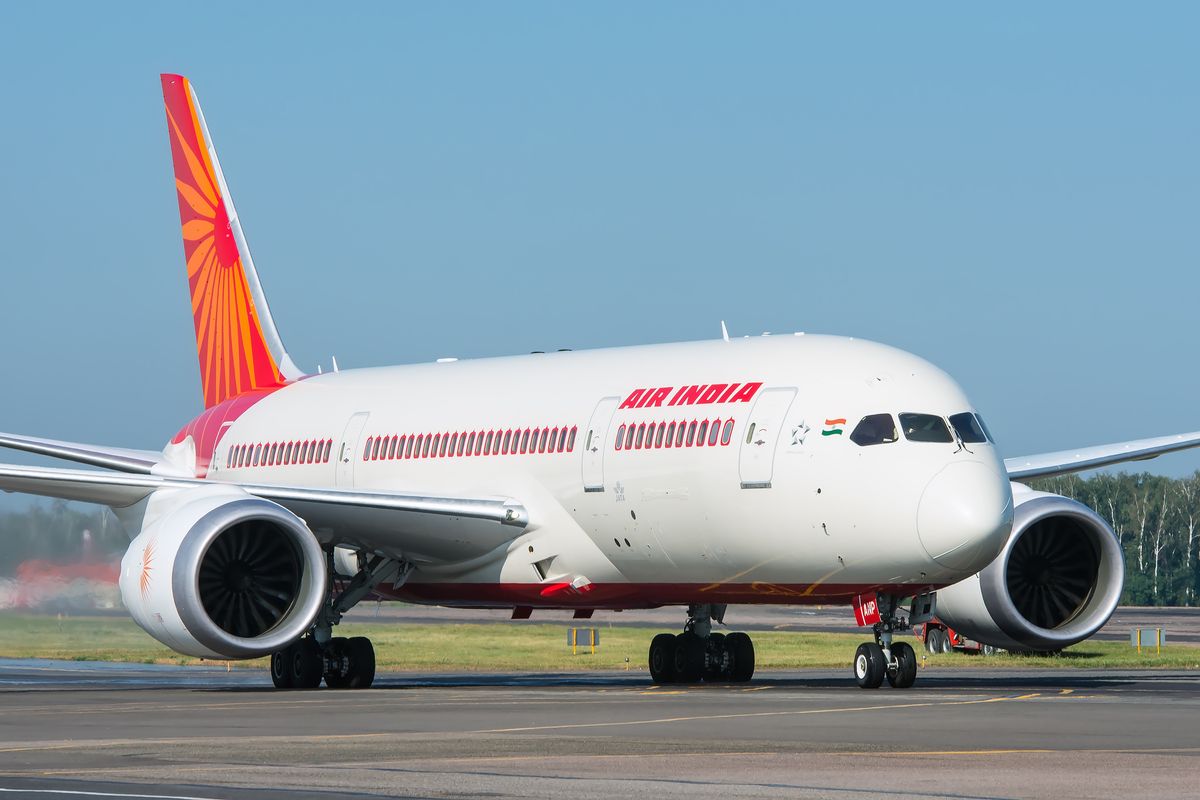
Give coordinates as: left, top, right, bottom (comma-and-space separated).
331, 356, 340, 373
720, 320, 730, 342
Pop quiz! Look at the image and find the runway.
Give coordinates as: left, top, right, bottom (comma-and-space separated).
1, 660, 1199, 799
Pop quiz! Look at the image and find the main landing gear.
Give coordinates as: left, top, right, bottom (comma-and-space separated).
853, 594, 917, 690
647, 604, 755, 683
269, 550, 410, 690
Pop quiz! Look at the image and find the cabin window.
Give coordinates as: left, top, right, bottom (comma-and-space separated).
282, 443, 291, 464
665, 422, 676, 448
635, 424, 646, 449
558, 427, 569, 452
697, 420, 709, 445
850, 414, 898, 446
439, 434, 449, 457
675, 422, 686, 447
949, 412, 988, 444
708, 420, 722, 446
655, 423, 666, 448
538, 428, 549, 453
647, 423, 657, 449
721, 419, 734, 445
362, 438, 373, 461
624, 424, 636, 450
899, 413, 954, 443
520, 429, 530, 454
270, 443, 279, 465
615, 424, 626, 450
567, 426, 577, 451
503, 430, 513, 454
687, 421, 698, 446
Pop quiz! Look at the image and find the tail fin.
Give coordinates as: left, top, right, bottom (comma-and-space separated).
160, 74, 303, 409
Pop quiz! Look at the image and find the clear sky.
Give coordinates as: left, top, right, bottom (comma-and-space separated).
1, 4, 1198, 491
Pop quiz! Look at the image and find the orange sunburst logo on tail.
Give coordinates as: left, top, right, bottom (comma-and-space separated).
139, 539, 156, 599
161, 74, 286, 409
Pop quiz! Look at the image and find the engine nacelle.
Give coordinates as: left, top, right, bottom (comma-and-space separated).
119, 485, 326, 659
934, 484, 1124, 652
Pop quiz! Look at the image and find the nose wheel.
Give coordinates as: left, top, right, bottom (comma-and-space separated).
853, 594, 918, 689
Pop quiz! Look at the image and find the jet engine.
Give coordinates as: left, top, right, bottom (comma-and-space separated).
118, 485, 326, 659
933, 484, 1124, 652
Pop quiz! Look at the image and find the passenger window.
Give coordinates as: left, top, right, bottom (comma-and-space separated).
635, 424, 645, 449
557, 427, 568, 452
708, 421, 720, 446
616, 424, 626, 450
655, 423, 666, 448
850, 414, 898, 446
269, 443, 279, 465
949, 412, 987, 444
323, 440, 332, 462
625, 424, 635, 450
441, 434, 450, 457
697, 420, 709, 445
745, 422, 756, 445
721, 419, 734, 445
567, 426, 577, 451
449, 433, 458, 455
282, 443, 291, 464
665, 422, 676, 448
540, 429, 549, 453
521, 429, 531, 453
647, 422, 657, 447
675, 422, 685, 447
503, 430, 513, 454
687, 421, 697, 446
899, 413, 954, 443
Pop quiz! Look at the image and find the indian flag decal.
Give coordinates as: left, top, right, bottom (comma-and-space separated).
822, 418, 847, 436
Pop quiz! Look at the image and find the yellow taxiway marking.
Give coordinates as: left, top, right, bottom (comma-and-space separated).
474, 692, 1039, 734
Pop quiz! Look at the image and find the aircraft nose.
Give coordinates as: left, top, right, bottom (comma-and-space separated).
917, 461, 1013, 572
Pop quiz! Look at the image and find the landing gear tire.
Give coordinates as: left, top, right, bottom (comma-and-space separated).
672, 632, 705, 683
648, 633, 677, 683
323, 638, 351, 688
703, 632, 728, 682
270, 646, 294, 689
345, 637, 376, 688
854, 642, 885, 689
727, 631, 755, 683
938, 630, 953, 654
291, 638, 324, 690
886, 642, 917, 689
981, 644, 997, 657
923, 629, 939, 654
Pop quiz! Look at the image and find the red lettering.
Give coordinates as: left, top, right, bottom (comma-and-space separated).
729, 381, 763, 403
675, 385, 703, 406
667, 386, 689, 406
696, 383, 727, 404
644, 386, 671, 408
619, 389, 645, 410
716, 383, 740, 403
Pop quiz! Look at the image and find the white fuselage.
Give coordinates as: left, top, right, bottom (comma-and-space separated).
201, 334, 1014, 609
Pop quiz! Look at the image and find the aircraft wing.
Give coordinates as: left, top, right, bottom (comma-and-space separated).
0, 463, 529, 562
1005, 431, 1200, 481
0, 431, 161, 474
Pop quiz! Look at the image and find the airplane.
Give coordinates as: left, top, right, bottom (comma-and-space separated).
2, 73, 1199, 691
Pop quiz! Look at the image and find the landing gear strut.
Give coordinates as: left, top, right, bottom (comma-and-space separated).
647, 604, 755, 684
269, 549, 409, 690
853, 594, 917, 690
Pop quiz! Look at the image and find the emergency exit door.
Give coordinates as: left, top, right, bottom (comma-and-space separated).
738, 387, 796, 489
582, 396, 620, 492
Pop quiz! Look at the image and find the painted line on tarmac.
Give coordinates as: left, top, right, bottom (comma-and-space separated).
0, 788, 223, 800
474, 692, 1040, 733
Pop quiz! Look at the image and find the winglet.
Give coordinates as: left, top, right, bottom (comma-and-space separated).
160, 74, 303, 409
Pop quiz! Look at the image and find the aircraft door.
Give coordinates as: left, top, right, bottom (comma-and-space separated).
738, 387, 796, 489
582, 396, 621, 492
336, 412, 370, 487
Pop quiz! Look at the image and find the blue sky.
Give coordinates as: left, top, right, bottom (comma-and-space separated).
1, 4, 1198, 492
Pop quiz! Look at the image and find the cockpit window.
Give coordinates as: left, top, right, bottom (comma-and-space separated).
974, 414, 995, 443
850, 414, 898, 446
899, 413, 954, 443
948, 412, 988, 444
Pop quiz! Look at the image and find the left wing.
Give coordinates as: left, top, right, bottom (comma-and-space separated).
1005, 431, 1200, 481
0, 462, 529, 563
0, 431, 162, 474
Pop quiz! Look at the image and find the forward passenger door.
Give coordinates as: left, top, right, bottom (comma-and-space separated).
738, 387, 796, 489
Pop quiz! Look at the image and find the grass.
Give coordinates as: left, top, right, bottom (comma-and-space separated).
1, 613, 1197, 672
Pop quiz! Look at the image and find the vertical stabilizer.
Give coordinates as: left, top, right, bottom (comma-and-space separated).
160, 74, 303, 409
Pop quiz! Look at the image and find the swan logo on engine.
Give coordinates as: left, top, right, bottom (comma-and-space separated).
139, 540, 156, 599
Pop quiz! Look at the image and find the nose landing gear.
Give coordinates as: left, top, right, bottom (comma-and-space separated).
853, 594, 918, 689
647, 604, 755, 684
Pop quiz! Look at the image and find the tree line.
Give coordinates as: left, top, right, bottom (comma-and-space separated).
2, 472, 1199, 605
